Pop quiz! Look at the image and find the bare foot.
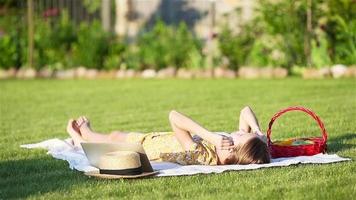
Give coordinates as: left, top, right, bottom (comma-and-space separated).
72, 120, 81, 136
76, 116, 92, 140
66, 119, 86, 147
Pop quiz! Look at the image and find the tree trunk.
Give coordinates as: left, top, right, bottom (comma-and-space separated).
27, 0, 34, 68
305, 0, 312, 67
114, 0, 129, 37
101, 0, 111, 32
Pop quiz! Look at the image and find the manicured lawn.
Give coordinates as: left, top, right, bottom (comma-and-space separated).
0, 78, 355, 199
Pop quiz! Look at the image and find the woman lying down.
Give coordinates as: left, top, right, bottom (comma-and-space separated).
67, 106, 270, 165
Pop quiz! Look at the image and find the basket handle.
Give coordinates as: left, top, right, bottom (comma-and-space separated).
266, 106, 328, 145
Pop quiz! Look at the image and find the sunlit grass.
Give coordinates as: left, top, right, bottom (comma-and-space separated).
0, 78, 355, 199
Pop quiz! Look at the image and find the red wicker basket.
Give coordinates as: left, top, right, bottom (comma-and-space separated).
267, 106, 328, 158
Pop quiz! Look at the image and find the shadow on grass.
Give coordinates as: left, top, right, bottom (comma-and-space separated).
327, 133, 356, 152
0, 157, 88, 199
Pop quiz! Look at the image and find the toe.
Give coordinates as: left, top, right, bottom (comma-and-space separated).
83, 116, 89, 122
66, 119, 75, 133
67, 119, 74, 127
77, 117, 83, 125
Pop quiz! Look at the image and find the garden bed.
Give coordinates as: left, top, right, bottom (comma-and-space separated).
1, 65, 356, 80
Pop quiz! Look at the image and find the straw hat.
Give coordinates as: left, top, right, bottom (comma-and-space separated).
85, 151, 158, 179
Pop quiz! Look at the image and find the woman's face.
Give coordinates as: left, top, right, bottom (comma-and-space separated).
230, 131, 257, 147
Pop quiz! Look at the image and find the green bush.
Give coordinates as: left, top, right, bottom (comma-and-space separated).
218, 0, 307, 69
2, 0, 354, 71
311, 29, 332, 68
219, 0, 355, 69
251, 0, 306, 68
72, 21, 109, 69
27, 10, 77, 69
219, 25, 254, 69
33, 18, 56, 69
0, 30, 21, 69
103, 38, 126, 70
134, 21, 203, 70
136, 21, 171, 69
173, 22, 203, 69
122, 45, 140, 70
325, 0, 356, 65
185, 47, 204, 69
0, 15, 23, 69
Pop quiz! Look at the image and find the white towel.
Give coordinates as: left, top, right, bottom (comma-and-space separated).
21, 138, 351, 177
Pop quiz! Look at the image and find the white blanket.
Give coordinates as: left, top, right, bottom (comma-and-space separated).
21, 138, 351, 177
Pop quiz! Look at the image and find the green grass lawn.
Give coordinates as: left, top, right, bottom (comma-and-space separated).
0, 78, 355, 199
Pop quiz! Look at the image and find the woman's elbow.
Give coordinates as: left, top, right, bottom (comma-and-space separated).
169, 110, 178, 121
241, 106, 252, 114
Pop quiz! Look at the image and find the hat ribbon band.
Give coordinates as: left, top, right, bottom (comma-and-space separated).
100, 166, 143, 175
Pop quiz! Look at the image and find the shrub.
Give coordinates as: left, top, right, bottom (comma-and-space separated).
123, 45, 141, 70
136, 20, 171, 69
218, 23, 255, 69
311, 29, 332, 68
72, 21, 109, 69
0, 14, 23, 69
173, 22, 203, 69
325, 0, 356, 65
184, 47, 204, 69
245, 0, 306, 68
2, 0, 354, 71
0, 30, 21, 69
27, 10, 77, 69
135, 21, 203, 70
219, 0, 356, 69
103, 38, 126, 70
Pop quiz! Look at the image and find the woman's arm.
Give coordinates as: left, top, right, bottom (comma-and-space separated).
238, 106, 267, 142
169, 110, 233, 150
238, 106, 262, 133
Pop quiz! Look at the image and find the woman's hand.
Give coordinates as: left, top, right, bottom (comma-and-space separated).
216, 136, 235, 151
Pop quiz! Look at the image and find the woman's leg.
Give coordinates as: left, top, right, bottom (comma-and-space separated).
238, 106, 261, 133
67, 119, 86, 147
76, 116, 129, 143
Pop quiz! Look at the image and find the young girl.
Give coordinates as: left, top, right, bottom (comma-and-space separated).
67, 106, 270, 165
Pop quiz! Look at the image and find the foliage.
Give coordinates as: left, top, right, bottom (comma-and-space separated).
324, 0, 356, 64
82, 0, 102, 14
218, 24, 254, 69
103, 38, 126, 70
252, 0, 307, 68
219, 0, 307, 69
122, 45, 140, 70
0, 28, 21, 69
185, 47, 204, 69
1, 9, 116, 70
136, 21, 172, 69
72, 21, 109, 69
173, 22, 203, 69
0, 0, 355, 70
0, 14, 24, 69
0, 0, 18, 8
219, 0, 355, 69
311, 29, 332, 68
26, 10, 77, 69
134, 21, 203, 70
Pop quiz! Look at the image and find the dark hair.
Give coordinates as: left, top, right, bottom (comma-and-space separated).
232, 137, 271, 164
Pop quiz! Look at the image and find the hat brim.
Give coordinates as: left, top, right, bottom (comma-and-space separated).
81, 142, 154, 172
84, 170, 159, 179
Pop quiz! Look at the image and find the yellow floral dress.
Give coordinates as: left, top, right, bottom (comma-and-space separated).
126, 132, 218, 165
